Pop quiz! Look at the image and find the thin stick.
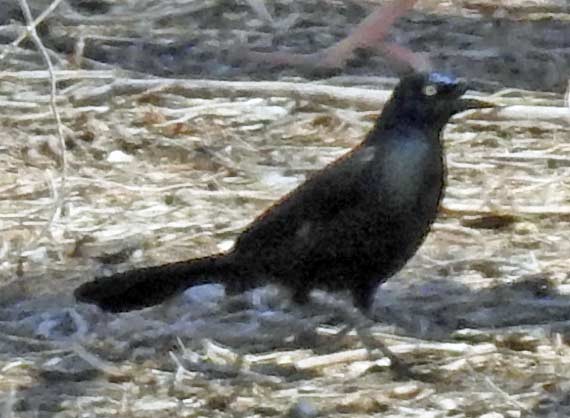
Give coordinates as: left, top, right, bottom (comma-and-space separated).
1, 385, 16, 418
17, 0, 67, 252
465, 358, 528, 412
72, 343, 123, 377
0, 0, 65, 61
443, 201, 570, 217
67, 77, 570, 125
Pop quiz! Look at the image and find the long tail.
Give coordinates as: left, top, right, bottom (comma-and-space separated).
74, 254, 233, 312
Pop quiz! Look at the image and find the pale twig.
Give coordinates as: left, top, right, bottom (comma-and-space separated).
17, 0, 68, 252
0, 70, 115, 81
2, 384, 16, 418
72, 343, 123, 377
443, 201, 570, 217
295, 348, 376, 369
244, 0, 274, 24
564, 79, 570, 109
68, 77, 570, 125
59, 0, 216, 24
3, 106, 109, 123
464, 358, 528, 412
486, 152, 570, 165
70, 77, 392, 110
0, 0, 65, 62
1, 385, 16, 418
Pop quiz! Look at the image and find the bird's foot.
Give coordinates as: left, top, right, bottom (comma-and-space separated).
324, 299, 437, 381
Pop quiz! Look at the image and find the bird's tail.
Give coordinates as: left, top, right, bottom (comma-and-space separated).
74, 254, 233, 312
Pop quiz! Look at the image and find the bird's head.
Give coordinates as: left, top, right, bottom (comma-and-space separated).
380, 72, 494, 131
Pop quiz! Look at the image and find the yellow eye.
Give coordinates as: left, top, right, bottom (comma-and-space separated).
423, 85, 437, 96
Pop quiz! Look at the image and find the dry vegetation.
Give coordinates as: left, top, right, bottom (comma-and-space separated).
0, 0, 569, 417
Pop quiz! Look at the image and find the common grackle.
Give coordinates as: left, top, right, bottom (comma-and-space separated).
75, 72, 493, 314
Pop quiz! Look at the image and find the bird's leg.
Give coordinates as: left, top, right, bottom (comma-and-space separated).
351, 280, 380, 314
333, 301, 419, 380
224, 280, 247, 296
291, 284, 311, 306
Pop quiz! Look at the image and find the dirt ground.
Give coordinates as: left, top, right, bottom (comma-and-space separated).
0, 0, 570, 417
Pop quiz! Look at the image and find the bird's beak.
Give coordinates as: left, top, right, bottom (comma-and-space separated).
455, 97, 496, 114
449, 81, 495, 113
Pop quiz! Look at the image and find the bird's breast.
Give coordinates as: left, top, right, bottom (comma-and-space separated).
377, 137, 442, 210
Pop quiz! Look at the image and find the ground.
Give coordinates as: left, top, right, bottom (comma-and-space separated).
0, 0, 570, 417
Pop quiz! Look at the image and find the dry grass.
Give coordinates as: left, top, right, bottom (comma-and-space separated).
1, 0, 570, 417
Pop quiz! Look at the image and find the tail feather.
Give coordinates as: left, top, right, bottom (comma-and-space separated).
74, 254, 230, 312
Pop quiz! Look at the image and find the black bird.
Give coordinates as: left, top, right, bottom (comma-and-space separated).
75, 72, 492, 314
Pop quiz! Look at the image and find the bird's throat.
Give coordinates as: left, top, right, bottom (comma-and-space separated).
379, 133, 443, 210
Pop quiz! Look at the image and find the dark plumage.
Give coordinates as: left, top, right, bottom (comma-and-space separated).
75, 72, 493, 313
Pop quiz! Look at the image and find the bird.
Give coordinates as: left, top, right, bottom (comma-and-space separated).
74, 71, 493, 314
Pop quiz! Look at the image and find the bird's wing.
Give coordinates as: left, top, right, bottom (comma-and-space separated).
234, 144, 374, 250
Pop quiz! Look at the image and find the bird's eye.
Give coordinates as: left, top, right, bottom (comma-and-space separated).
423, 84, 438, 96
